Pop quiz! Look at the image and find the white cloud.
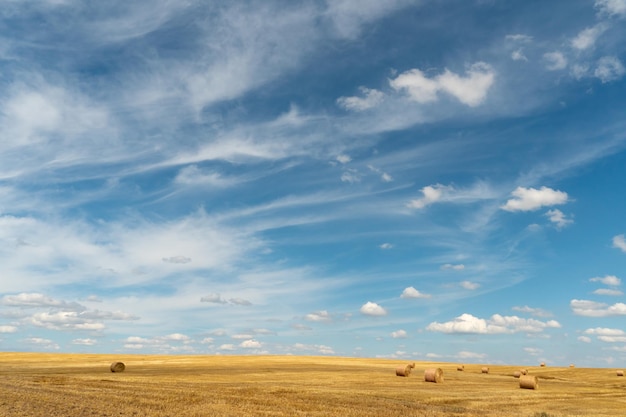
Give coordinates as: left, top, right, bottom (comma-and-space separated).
305, 310, 332, 322
584, 327, 625, 336
459, 281, 480, 290
590, 275, 621, 286
571, 299, 626, 317
593, 288, 624, 296
240, 339, 262, 348
337, 87, 384, 111
595, 0, 626, 17
524, 347, 542, 356
391, 329, 407, 339
72, 338, 97, 346
511, 49, 528, 62
598, 335, 626, 342
407, 184, 451, 209
426, 313, 560, 334
436, 62, 495, 107
441, 263, 465, 271
512, 305, 553, 318
578, 336, 592, 343
571, 25, 607, 50
0, 325, 17, 333
613, 234, 626, 252
505, 34, 533, 43
219, 344, 235, 351
292, 342, 335, 355
501, 186, 568, 212
341, 169, 361, 183
1, 293, 84, 311
594, 56, 626, 83
456, 351, 486, 359
390, 62, 495, 107
390, 69, 439, 103
543, 51, 568, 70
336, 154, 352, 164
162, 333, 190, 342
379, 243, 393, 250
359, 301, 387, 316
24, 337, 59, 350
400, 287, 431, 299
545, 209, 573, 229
174, 166, 235, 188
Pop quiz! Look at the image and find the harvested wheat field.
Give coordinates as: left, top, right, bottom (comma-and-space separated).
1, 353, 626, 417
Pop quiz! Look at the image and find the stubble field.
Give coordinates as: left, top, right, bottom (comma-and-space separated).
1, 353, 625, 416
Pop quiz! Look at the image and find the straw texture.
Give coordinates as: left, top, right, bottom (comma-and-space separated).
110, 362, 126, 373
424, 368, 444, 383
519, 375, 538, 390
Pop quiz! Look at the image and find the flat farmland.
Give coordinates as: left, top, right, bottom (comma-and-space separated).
1, 353, 625, 416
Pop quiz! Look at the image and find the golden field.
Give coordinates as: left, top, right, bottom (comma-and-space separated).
1, 353, 625, 416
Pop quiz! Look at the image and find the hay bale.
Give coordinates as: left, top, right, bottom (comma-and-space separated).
110, 362, 126, 373
481, 367, 489, 374
513, 371, 521, 378
520, 369, 528, 375
617, 370, 624, 377
540, 362, 546, 367
424, 368, 444, 383
395, 364, 412, 377
408, 363, 416, 369
569, 364, 575, 368
519, 374, 538, 390
457, 365, 464, 371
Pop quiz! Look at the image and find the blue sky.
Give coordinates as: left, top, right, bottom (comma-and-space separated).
1, 0, 626, 367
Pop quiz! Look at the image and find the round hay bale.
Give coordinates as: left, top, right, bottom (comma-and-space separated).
409, 363, 416, 369
481, 367, 489, 374
520, 368, 528, 375
569, 364, 575, 368
424, 368, 444, 383
395, 364, 412, 377
617, 370, 624, 377
457, 365, 464, 371
519, 374, 538, 390
110, 362, 126, 373
540, 362, 546, 367
513, 371, 521, 378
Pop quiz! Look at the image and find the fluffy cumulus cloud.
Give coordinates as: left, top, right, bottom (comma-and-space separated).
389, 62, 495, 107
613, 234, 626, 252
571, 299, 626, 317
359, 301, 387, 316
594, 56, 626, 83
590, 275, 621, 286
400, 287, 431, 299
0, 325, 18, 333
459, 281, 480, 290
337, 87, 385, 111
240, 339, 262, 348
426, 313, 561, 334
305, 310, 332, 322
391, 329, 407, 339
407, 184, 450, 209
501, 186, 568, 212
545, 209, 573, 228
584, 327, 626, 342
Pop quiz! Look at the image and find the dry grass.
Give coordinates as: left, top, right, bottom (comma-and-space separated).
1, 353, 625, 416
